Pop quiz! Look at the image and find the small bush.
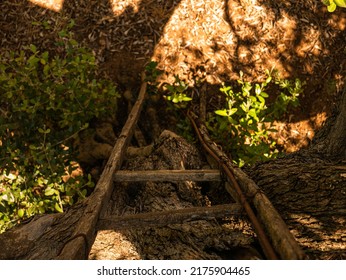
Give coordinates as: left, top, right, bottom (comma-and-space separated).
0, 20, 119, 232
143, 62, 303, 167
207, 70, 303, 167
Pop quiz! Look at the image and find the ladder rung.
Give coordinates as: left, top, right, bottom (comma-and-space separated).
97, 203, 242, 230
114, 169, 221, 182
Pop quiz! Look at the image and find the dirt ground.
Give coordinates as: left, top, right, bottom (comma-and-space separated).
0, 0, 345, 259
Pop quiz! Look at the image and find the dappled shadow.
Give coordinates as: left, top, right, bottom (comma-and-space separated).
149, 0, 345, 151
2, 0, 344, 122
0, 0, 184, 88
60, 0, 185, 89
1, 0, 345, 259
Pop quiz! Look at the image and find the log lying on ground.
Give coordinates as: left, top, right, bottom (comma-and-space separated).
0, 203, 86, 259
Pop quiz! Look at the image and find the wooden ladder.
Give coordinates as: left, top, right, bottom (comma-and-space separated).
56, 74, 305, 260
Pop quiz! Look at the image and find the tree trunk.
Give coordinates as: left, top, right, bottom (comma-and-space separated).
310, 86, 346, 159
246, 86, 346, 259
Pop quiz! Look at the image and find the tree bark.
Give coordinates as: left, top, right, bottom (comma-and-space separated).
311, 85, 346, 159
246, 87, 346, 259
247, 157, 346, 259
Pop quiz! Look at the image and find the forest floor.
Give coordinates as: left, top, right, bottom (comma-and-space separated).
1, 0, 345, 153
0, 0, 345, 259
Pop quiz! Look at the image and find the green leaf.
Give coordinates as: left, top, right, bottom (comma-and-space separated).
250, 96, 257, 103
255, 84, 261, 95
248, 109, 259, 121
260, 91, 269, 98
67, 19, 75, 29
42, 21, 51, 30
43, 64, 50, 76
219, 120, 228, 130
335, 0, 346, 7
42, 51, 49, 61
69, 39, 78, 46
215, 109, 229, 117
54, 203, 63, 213
44, 188, 56, 196
229, 108, 238, 116
265, 76, 272, 84
17, 209, 24, 218
220, 85, 232, 95
182, 96, 192, 102
58, 30, 67, 38
228, 117, 238, 125
27, 55, 40, 67
257, 95, 265, 104
38, 128, 50, 134
80, 189, 87, 197
29, 44, 37, 53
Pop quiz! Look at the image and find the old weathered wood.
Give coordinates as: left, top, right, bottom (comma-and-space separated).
0, 202, 88, 259
114, 169, 221, 182
56, 74, 148, 259
90, 130, 254, 260
97, 204, 242, 230
188, 111, 306, 260
230, 167, 306, 260
249, 159, 346, 259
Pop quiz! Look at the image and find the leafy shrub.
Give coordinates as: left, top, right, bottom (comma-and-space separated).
0, 20, 119, 232
207, 70, 304, 167
143, 61, 303, 167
